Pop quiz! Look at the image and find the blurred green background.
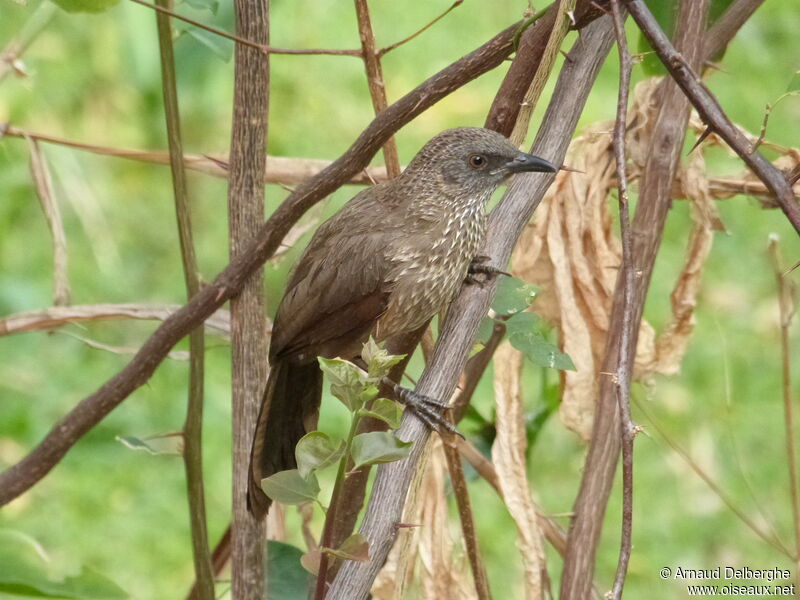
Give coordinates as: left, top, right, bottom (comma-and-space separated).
1, 0, 798, 598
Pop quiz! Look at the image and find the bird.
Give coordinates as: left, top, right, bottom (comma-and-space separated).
248, 127, 555, 517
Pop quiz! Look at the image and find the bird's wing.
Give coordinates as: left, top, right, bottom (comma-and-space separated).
269, 190, 400, 362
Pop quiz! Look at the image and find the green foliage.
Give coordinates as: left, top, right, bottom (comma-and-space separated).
321, 533, 370, 562
48, 0, 120, 14
317, 357, 379, 411
295, 431, 345, 479
0, 530, 127, 599
506, 312, 575, 371
357, 397, 404, 429
260, 469, 321, 505
266, 541, 312, 600
491, 275, 538, 317
350, 431, 413, 469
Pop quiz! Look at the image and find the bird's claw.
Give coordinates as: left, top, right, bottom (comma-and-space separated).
465, 255, 510, 287
388, 380, 462, 438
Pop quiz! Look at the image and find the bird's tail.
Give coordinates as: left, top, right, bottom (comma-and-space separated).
248, 360, 322, 518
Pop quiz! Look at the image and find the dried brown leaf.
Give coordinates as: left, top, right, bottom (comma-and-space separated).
492, 341, 547, 600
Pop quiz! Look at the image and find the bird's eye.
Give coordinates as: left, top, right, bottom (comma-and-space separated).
468, 154, 487, 169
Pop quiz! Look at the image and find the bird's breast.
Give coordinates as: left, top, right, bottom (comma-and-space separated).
376, 205, 486, 338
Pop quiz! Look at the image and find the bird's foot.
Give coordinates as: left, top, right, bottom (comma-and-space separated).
382, 377, 462, 438
465, 255, 510, 286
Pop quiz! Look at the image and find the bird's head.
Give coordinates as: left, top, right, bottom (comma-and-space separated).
402, 127, 556, 197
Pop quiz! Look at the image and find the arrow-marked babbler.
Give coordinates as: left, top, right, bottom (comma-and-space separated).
248, 127, 555, 517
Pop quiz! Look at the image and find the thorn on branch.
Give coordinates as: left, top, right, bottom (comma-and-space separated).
688, 125, 715, 154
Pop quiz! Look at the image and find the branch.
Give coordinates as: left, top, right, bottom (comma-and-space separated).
152, 1, 214, 597
703, 0, 765, 61
377, 1, 463, 57
0, 125, 393, 185
0, 303, 231, 337
227, 0, 270, 596
560, 1, 709, 596
624, 0, 800, 234
354, 0, 401, 178
0, 10, 527, 516
0, 2, 56, 83
328, 18, 616, 598
608, 1, 636, 597
443, 438, 492, 600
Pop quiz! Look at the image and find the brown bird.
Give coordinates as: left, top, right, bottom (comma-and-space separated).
248, 127, 555, 517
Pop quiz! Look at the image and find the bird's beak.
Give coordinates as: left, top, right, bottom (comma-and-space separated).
503, 152, 557, 174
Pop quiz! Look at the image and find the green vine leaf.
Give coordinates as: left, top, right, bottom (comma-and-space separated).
357, 398, 404, 429
295, 431, 345, 478
260, 469, 321, 505
49, 0, 120, 14
506, 312, 575, 371
350, 431, 412, 469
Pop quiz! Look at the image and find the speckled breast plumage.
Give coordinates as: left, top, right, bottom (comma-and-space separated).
376, 198, 487, 339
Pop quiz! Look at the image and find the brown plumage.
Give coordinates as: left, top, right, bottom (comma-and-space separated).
248, 127, 555, 517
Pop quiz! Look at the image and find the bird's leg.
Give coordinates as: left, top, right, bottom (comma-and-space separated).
465, 254, 511, 286
351, 356, 460, 436
381, 377, 463, 437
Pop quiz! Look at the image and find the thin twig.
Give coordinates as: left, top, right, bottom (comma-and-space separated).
0, 303, 232, 337
25, 138, 70, 307
0, 17, 528, 507
377, 0, 463, 57
128, 0, 360, 57
153, 1, 214, 598
509, 0, 577, 145
443, 438, 493, 600
608, 2, 636, 597
354, 0, 401, 178
623, 0, 800, 234
768, 236, 800, 571
1, 124, 394, 184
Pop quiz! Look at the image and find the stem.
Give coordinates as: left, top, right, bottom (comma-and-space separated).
315, 412, 363, 600
442, 439, 493, 600
227, 0, 270, 597
354, 0, 401, 178
768, 237, 800, 571
153, 1, 213, 598
608, 1, 636, 598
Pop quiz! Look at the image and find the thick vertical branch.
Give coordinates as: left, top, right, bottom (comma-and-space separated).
559, 2, 709, 597
608, 1, 636, 598
153, 1, 213, 598
328, 19, 615, 599
228, 0, 269, 598
354, 0, 400, 178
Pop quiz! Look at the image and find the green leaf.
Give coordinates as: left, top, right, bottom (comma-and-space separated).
266, 541, 312, 600
357, 398, 404, 429
475, 316, 496, 345
260, 469, 320, 505
295, 431, 345, 478
361, 337, 405, 379
350, 432, 412, 469
322, 533, 370, 562
636, 0, 677, 76
49, 0, 120, 14
180, 26, 233, 62
317, 357, 376, 411
0, 530, 127, 599
115, 433, 183, 456
506, 312, 575, 371
491, 276, 537, 316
